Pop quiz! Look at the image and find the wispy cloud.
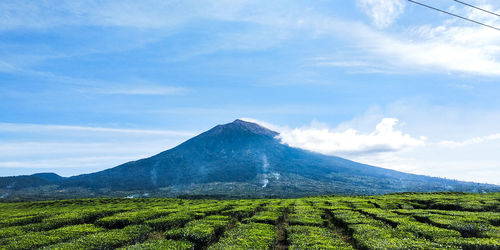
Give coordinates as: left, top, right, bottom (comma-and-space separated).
307, 56, 401, 75
440, 133, 500, 148
0, 61, 18, 73
308, 20, 500, 76
0, 65, 189, 96
0, 122, 196, 176
0, 1, 186, 30
359, 1, 500, 75
295, 1, 500, 76
0, 122, 195, 136
3, 1, 500, 76
0, 0, 283, 31
0, 157, 135, 169
96, 86, 188, 96
357, 0, 405, 28
312, 60, 369, 68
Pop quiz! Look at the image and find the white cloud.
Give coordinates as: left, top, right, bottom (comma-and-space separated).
395, 26, 500, 75
246, 113, 500, 185
440, 133, 500, 148
330, 103, 500, 185
357, 0, 405, 28
297, 1, 500, 76
244, 118, 426, 156
280, 118, 425, 156
365, 1, 500, 75
311, 18, 500, 75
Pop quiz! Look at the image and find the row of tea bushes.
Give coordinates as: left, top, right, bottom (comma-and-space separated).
1, 224, 103, 250
96, 209, 177, 229
144, 212, 202, 231
288, 200, 324, 227
120, 239, 193, 250
324, 204, 500, 249
165, 215, 232, 245
43, 225, 151, 249
287, 225, 353, 250
244, 200, 290, 225
209, 222, 276, 249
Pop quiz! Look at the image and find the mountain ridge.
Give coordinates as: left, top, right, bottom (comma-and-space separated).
1, 119, 499, 200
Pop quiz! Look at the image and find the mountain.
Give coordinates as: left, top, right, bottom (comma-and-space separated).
31, 173, 66, 183
1, 119, 499, 200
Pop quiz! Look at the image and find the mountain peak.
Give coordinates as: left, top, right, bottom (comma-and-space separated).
230, 119, 279, 137
231, 119, 262, 129
232, 118, 249, 124
205, 119, 279, 138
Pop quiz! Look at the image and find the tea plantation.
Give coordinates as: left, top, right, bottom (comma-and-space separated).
0, 192, 499, 249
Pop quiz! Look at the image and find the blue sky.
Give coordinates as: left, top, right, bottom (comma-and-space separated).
1, 0, 500, 184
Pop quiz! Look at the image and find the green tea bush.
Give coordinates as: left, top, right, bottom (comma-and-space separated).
289, 212, 324, 227
165, 215, 231, 244
350, 224, 441, 249
37, 209, 118, 230
397, 221, 461, 240
44, 224, 152, 249
1, 224, 103, 249
144, 212, 195, 231
287, 225, 353, 249
329, 209, 385, 228
119, 239, 194, 250
358, 208, 415, 227
209, 222, 276, 249
0, 215, 44, 227
435, 237, 500, 249
430, 210, 500, 227
244, 202, 287, 225
0, 225, 28, 239
289, 201, 324, 227
422, 214, 496, 238
189, 204, 230, 215
245, 210, 282, 225
346, 200, 376, 209
96, 209, 173, 229
221, 205, 257, 219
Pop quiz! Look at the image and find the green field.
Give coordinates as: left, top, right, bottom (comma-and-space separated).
0, 192, 499, 249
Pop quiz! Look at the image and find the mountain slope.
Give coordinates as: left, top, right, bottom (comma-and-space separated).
1, 119, 499, 200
